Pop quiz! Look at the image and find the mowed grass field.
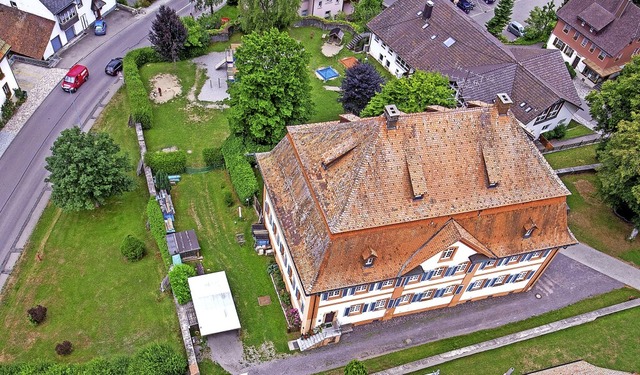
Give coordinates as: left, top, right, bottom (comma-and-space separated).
0, 91, 181, 363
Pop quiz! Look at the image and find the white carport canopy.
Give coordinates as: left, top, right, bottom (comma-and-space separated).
188, 271, 241, 336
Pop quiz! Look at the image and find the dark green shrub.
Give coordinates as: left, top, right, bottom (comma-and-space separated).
203, 147, 224, 169
120, 235, 146, 261
127, 343, 187, 375
55, 341, 73, 356
1, 100, 15, 121
154, 170, 171, 193
169, 264, 196, 304
85, 356, 130, 374
224, 190, 234, 207
565, 61, 577, 79
145, 151, 187, 175
123, 48, 159, 129
221, 136, 258, 204
147, 198, 171, 268
27, 305, 47, 325
13, 88, 27, 104
344, 359, 368, 375
544, 123, 568, 139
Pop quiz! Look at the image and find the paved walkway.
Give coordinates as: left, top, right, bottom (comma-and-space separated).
372, 298, 640, 375
561, 243, 640, 290
223, 254, 623, 375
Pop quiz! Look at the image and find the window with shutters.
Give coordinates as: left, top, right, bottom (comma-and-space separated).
454, 262, 468, 274
397, 294, 411, 305
381, 279, 394, 288
355, 285, 368, 293
348, 304, 362, 315
494, 275, 507, 285
515, 271, 529, 282
507, 255, 520, 264
440, 246, 457, 261
484, 260, 496, 269
530, 251, 542, 260
374, 299, 387, 310
443, 285, 456, 296
327, 290, 340, 299
469, 280, 484, 290
421, 289, 434, 300
296, 288, 301, 300
407, 275, 420, 283
432, 266, 446, 278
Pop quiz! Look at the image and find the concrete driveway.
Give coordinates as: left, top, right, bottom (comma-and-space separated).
225, 253, 624, 375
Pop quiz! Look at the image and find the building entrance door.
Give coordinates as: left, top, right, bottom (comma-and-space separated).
324, 311, 335, 324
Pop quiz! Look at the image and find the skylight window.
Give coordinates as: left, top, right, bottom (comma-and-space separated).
443, 37, 456, 47
525, 107, 532, 113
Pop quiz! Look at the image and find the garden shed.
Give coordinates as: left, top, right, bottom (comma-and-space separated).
328, 28, 344, 45
166, 229, 201, 261
188, 271, 241, 336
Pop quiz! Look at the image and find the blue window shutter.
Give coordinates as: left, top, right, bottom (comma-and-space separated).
411, 294, 419, 302
526, 271, 534, 280
479, 261, 487, 270
363, 303, 369, 313
445, 267, 455, 277
368, 283, 375, 292
395, 278, 402, 287
455, 285, 463, 295
421, 272, 429, 282
543, 249, 552, 257
387, 299, 395, 308
394, 299, 401, 307
341, 289, 347, 297
506, 275, 515, 283
524, 253, 533, 261
376, 282, 382, 290
402, 278, 409, 286
467, 283, 474, 291
467, 264, 476, 273
370, 302, 376, 311
416, 292, 423, 300
434, 289, 444, 298
489, 278, 497, 287
498, 258, 507, 266
426, 270, 434, 280
344, 307, 350, 316
321, 293, 328, 301
349, 287, 355, 296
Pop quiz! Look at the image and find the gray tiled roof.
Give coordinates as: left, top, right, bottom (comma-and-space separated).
558, 0, 640, 56
368, 0, 581, 125
40, 0, 74, 15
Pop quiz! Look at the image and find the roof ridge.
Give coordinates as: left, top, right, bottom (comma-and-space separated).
516, 53, 580, 107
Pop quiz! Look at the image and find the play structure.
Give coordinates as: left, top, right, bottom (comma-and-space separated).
315, 66, 340, 82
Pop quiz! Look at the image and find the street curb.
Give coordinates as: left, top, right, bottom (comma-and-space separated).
372, 299, 640, 375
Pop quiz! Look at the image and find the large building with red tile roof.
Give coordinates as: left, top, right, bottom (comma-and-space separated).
256, 95, 576, 350
0, 38, 20, 109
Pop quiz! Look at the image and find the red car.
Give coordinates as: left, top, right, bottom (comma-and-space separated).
61, 64, 89, 93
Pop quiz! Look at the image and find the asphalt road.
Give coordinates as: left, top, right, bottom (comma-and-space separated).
0, 0, 195, 272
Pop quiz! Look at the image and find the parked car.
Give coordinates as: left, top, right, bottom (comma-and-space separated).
105, 57, 123, 76
455, 0, 474, 13
61, 64, 89, 93
94, 19, 107, 36
507, 21, 525, 37
484, 0, 495, 3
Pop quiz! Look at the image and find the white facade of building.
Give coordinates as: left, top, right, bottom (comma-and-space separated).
524, 101, 579, 140
368, 34, 412, 78
0, 54, 20, 109
298, 0, 346, 18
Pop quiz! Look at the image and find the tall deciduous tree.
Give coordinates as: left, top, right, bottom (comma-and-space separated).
352, 0, 383, 28
149, 6, 187, 62
228, 29, 313, 145
360, 71, 455, 117
523, 1, 556, 41
586, 56, 640, 135
181, 16, 210, 56
193, 0, 223, 14
597, 114, 640, 226
486, 0, 514, 36
239, 0, 299, 32
45, 127, 135, 211
339, 62, 385, 116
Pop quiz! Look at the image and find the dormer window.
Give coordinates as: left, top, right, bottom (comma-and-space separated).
362, 248, 378, 268
523, 219, 537, 239
440, 246, 457, 261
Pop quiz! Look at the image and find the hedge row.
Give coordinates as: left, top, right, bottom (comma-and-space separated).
145, 151, 187, 175
147, 197, 171, 268
124, 47, 159, 129
202, 147, 224, 169
221, 136, 258, 204
0, 343, 186, 375
168, 264, 196, 305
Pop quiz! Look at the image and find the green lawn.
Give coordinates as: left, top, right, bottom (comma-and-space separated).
322, 288, 640, 374
543, 144, 598, 169
139, 61, 229, 167
562, 173, 640, 264
0, 90, 181, 363
214, 4, 240, 20
416, 306, 640, 375
559, 120, 595, 140
170, 173, 290, 353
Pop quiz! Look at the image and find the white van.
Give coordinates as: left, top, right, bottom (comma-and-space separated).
507, 21, 525, 37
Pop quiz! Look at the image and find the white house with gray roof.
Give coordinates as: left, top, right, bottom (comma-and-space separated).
0, 0, 115, 59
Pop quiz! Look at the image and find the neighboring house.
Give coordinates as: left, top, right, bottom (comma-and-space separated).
547, 0, 640, 85
298, 0, 353, 18
366, 0, 582, 139
0, 38, 20, 110
0, 4, 55, 60
256, 95, 576, 347
0, 0, 115, 59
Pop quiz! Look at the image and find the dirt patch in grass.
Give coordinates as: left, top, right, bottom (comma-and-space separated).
149, 74, 182, 103
572, 179, 598, 204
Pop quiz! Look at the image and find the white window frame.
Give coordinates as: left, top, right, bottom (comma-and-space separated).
327, 290, 341, 298
515, 271, 528, 282
398, 294, 411, 304
364, 257, 374, 267
494, 275, 507, 285
444, 285, 456, 295
433, 267, 446, 277
374, 299, 387, 310
581, 37, 588, 47
470, 280, 483, 290
381, 279, 394, 288
441, 246, 456, 260
454, 262, 468, 273
562, 24, 571, 34
598, 50, 606, 61
349, 304, 361, 314
407, 275, 420, 283
355, 285, 368, 293
421, 290, 434, 300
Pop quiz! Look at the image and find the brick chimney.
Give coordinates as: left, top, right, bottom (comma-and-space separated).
495, 93, 513, 116
422, 1, 434, 20
615, 0, 630, 18
384, 105, 400, 129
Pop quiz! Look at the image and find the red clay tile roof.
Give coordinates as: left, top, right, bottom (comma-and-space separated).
558, 0, 640, 56
257, 105, 576, 293
367, 0, 581, 124
0, 4, 55, 60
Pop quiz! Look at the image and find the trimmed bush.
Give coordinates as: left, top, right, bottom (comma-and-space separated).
544, 123, 568, 139
154, 170, 171, 193
145, 151, 187, 175
168, 264, 196, 304
123, 47, 159, 130
55, 341, 73, 356
120, 235, 146, 262
203, 147, 224, 169
147, 198, 171, 268
127, 343, 187, 375
27, 305, 47, 325
565, 61, 577, 79
221, 135, 258, 205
